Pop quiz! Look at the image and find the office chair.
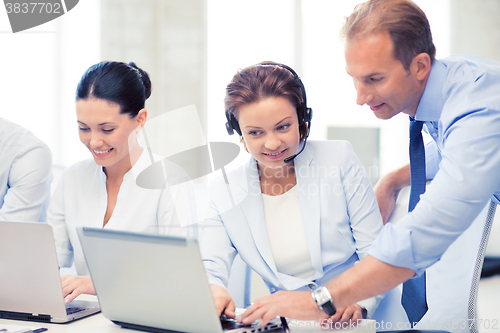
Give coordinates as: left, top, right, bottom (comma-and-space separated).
481, 257, 500, 278
482, 211, 500, 277
375, 182, 496, 333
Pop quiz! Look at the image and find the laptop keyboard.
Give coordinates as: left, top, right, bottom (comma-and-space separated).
66, 307, 85, 315
220, 314, 253, 330
219, 314, 282, 332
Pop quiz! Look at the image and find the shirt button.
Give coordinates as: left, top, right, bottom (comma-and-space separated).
433, 133, 438, 137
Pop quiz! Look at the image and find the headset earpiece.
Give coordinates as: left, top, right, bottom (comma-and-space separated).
302, 107, 312, 124
225, 111, 241, 136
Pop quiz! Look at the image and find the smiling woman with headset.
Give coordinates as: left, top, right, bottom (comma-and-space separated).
200, 62, 384, 325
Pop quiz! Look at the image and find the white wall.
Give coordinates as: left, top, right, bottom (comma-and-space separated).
0, 1, 101, 166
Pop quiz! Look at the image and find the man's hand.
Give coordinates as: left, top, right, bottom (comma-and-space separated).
61, 275, 95, 303
374, 179, 397, 224
210, 284, 235, 318
238, 290, 327, 327
374, 164, 411, 224
328, 303, 364, 323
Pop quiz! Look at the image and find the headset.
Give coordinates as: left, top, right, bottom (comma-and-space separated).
225, 62, 313, 163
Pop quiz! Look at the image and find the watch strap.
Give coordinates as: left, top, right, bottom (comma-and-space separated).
321, 299, 336, 316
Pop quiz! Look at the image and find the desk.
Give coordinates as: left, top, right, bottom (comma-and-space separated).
0, 295, 383, 333
0, 296, 121, 333
0, 316, 379, 333
0, 309, 120, 333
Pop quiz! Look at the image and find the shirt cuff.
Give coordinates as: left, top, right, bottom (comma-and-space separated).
356, 297, 377, 319
368, 223, 425, 276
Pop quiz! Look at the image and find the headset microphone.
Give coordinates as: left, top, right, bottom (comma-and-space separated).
283, 123, 311, 164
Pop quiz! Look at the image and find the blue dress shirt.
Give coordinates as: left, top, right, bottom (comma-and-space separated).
369, 55, 500, 275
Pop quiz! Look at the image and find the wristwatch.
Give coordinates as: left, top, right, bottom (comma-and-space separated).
309, 284, 336, 316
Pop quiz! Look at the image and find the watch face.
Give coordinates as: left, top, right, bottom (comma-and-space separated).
312, 286, 336, 316
314, 288, 330, 305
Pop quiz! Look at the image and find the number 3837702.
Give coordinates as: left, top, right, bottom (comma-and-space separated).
5, 2, 62, 14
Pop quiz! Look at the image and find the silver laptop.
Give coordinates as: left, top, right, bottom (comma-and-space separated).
0, 221, 100, 323
77, 227, 282, 333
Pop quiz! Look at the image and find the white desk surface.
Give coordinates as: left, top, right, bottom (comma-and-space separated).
0, 308, 119, 333
0, 295, 118, 333
0, 295, 375, 333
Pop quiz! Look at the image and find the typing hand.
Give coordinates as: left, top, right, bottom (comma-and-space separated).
61, 275, 95, 304
210, 284, 236, 318
328, 303, 364, 324
238, 290, 327, 327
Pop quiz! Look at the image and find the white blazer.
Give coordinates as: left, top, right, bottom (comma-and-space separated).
200, 140, 385, 315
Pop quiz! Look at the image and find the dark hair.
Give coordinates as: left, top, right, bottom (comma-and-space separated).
76, 61, 152, 118
225, 63, 308, 141
341, 0, 436, 71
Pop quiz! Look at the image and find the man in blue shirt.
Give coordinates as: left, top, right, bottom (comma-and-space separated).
238, 0, 500, 327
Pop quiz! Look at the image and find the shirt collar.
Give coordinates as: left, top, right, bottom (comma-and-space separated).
414, 59, 446, 122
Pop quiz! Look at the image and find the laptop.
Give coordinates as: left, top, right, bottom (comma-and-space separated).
76, 227, 282, 333
0, 221, 100, 323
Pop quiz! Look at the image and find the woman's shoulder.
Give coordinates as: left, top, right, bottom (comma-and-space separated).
207, 158, 252, 192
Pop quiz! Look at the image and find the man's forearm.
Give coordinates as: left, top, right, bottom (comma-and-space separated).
376, 164, 411, 194
325, 255, 415, 309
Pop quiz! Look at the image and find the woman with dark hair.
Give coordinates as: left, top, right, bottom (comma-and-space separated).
200, 62, 384, 325
47, 61, 196, 303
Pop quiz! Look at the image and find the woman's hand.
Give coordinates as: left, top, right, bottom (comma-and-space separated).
61, 275, 96, 304
210, 284, 235, 318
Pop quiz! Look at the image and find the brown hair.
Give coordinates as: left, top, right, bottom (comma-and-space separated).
341, 0, 436, 71
225, 63, 309, 141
